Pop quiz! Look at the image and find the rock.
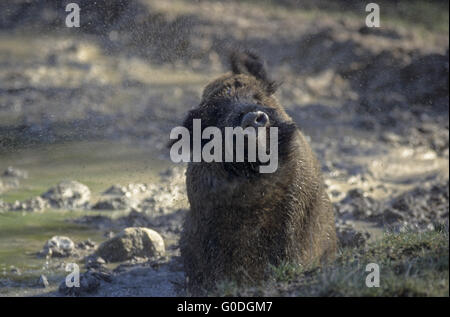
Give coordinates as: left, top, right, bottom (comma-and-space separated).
9, 196, 49, 212
85, 256, 106, 270
42, 181, 91, 209
2, 166, 28, 179
40, 236, 75, 258
92, 196, 137, 211
92, 170, 187, 214
76, 239, 96, 250
92, 184, 146, 211
10, 266, 21, 275
38, 274, 49, 288
96, 227, 165, 262
103, 183, 148, 196
0, 199, 9, 212
58, 267, 113, 296
58, 271, 100, 296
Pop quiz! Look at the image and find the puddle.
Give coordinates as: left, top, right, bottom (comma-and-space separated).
0, 140, 172, 203
0, 140, 175, 294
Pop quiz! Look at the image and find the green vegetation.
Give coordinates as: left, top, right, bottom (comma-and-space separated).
214, 229, 449, 297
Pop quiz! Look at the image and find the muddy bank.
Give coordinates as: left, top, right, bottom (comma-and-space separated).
0, 1, 448, 154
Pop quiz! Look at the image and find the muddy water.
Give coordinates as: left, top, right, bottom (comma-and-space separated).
0, 141, 173, 295
0, 210, 105, 296
0, 141, 171, 201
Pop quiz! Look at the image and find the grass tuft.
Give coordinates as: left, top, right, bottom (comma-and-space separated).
212, 229, 449, 296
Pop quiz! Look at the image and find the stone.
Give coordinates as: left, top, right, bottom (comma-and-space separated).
95, 227, 165, 262
42, 181, 91, 209
92, 184, 146, 211
10, 196, 49, 212
85, 255, 107, 270
2, 166, 28, 179
38, 274, 49, 288
40, 236, 75, 258
0, 199, 9, 212
76, 239, 96, 250
10, 266, 21, 275
58, 271, 103, 296
92, 196, 137, 211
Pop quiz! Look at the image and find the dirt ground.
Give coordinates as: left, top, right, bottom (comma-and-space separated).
0, 0, 448, 296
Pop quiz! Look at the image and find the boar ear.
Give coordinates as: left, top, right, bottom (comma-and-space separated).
230, 50, 281, 95
167, 107, 201, 149
181, 108, 201, 134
